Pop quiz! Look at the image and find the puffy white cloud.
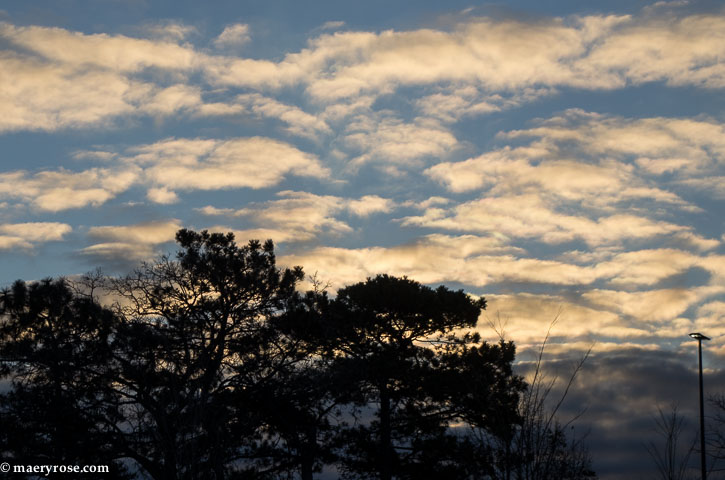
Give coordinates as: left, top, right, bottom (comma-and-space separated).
583, 286, 724, 323
0, 23, 199, 72
0, 53, 148, 132
0, 134, 328, 212
3, 9, 725, 134
198, 191, 395, 243
344, 115, 458, 170
481, 293, 630, 346
80, 242, 157, 263
127, 136, 329, 193
415, 86, 554, 123
146, 187, 179, 204
417, 111, 722, 251
279, 234, 615, 289
213, 24, 251, 48
0, 222, 72, 250
231, 191, 353, 241
142, 21, 198, 43
426, 112, 723, 218
0, 167, 139, 211
88, 219, 181, 245
401, 193, 695, 246
203, 12, 725, 100
594, 249, 702, 286
426, 146, 694, 212
141, 84, 203, 116
579, 14, 725, 89
504, 110, 725, 175
237, 93, 331, 139
0, 236, 32, 251
0, 23, 236, 132
83, 220, 181, 262
347, 195, 394, 217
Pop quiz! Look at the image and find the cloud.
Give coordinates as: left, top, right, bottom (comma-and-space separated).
425, 146, 696, 212
142, 20, 198, 43
128, 137, 329, 194
279, 234, 613, 290
0, 135, 328, 211
504, 110, 725, 176
297, 18, 606, 100
0, 23, 199, 73
426, 112, 722, 215
414, 111, 722, 251
343, 115, 458, 170
579, 13, 725, 89
481, 293, 630, 347
3, 9, 725, 134
415, 86, 555, 123
0, 222, 72, 250
197, 191, 395, 243
146, 187, 179, 204
319, 21, 346, 31
0, 23, 224, 132
236, 93, 331, 139
141, 84, 203, 117
401, 193, 697, 247
0, 167, 139, 211
583, 286, 724, 324
0, 53, 149, 132
594, 249, 703, 286
88, 219, 181, 245
679, 176, 725, 199
0, 236, 32, 251
82, 219, 181, 262
347, 195, 394, 217
209, 12, 724, 101
213, 24, 251, 48
230, 191, 353, 241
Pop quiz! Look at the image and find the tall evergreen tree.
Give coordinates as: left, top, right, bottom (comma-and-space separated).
1, 230, 591, 480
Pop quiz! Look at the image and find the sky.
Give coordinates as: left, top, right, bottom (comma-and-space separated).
1, 0, 725, 477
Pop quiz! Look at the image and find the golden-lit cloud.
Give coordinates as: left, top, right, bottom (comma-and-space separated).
343, 115, 458, 169
236, 93, 332, 139
88, 220, 181, 245
0, 23, 199, 72
3, 10, 725, 133
0, 222, 72, 250
481, 293, 633, 345
0, 167, 140, 211
213, 24, 251, 48
279, 234, 619, 289
82, 220, 181, 262
583, 286, 724, 323
200, 12, 725, 100
198, 191, 395, 243
0, 53, 147, 132
414, 111, 722, 253
126, 136, 329, 194
504, 110, 725, 175
402, 194, 697, 246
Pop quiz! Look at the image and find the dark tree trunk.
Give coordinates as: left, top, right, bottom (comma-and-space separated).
300, 424, 317, 480
379, 384, 392, 480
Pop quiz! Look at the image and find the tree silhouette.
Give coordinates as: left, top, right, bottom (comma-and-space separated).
0, 229, 593, 479
319, 274, 524, 480
0, 278, 131, 478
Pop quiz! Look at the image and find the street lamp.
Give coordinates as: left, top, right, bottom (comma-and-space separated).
690, 332, 710, 480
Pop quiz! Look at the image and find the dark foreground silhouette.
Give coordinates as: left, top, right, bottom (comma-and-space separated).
0, 229, 595, 479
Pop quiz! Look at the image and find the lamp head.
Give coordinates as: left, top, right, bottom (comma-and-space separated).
689, 332, 711, 341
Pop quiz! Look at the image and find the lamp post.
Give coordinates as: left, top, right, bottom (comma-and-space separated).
690, 332, 710, 480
